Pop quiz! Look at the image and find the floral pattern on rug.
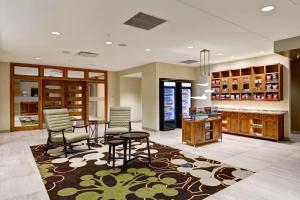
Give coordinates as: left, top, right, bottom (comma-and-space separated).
31, 141, 254, 200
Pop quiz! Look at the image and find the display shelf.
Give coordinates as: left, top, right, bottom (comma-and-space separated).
211, 64, 283, 101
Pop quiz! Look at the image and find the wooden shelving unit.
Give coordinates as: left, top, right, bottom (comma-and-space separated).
211, 64, 283, 101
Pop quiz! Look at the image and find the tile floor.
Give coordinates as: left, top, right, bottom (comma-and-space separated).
1, 123, 300, 200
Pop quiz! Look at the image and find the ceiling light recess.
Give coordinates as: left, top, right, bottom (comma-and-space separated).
187, 46, 194, 49
105, 41, 113, 45
145, 48, 151, 52
261, 5, 275, 12
51, 31, 61, 35
35, 57, 41, 60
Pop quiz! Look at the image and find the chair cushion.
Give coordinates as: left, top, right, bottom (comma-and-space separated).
106, 127, 129, 135
51, 132, 89, 143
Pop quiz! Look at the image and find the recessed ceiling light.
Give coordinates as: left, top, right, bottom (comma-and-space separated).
187, 46, 194, 49
35, 57, 41, 60
216, 53, 224, 56
261, 5, 275, 12
51, 31, 61, 35
105, 41, 113, 45
145, 48, 151, 52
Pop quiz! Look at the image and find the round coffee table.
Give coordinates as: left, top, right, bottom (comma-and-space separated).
121, 132, 151, 167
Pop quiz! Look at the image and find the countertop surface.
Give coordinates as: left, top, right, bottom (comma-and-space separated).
218, 108, 288, 115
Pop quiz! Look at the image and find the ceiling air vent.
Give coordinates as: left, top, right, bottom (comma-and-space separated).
180, 60, 199, 64
124, 12, 167, 30
76, 51, 99, 57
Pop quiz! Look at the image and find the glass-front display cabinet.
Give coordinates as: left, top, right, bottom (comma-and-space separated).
10, 63, 107, 132
12, 79, 41, 131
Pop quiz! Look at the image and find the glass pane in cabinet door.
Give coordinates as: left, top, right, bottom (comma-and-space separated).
14, 66, 39, 76
14, 80, 39, 127
44, 68, 63, 78
67, 70, 85, 79
88, 71, 105, 80
89, 83, 105, 121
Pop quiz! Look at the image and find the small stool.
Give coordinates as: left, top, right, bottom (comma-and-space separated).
107, 139, 126, 169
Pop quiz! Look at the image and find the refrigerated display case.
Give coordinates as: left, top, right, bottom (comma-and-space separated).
176, 82, 192, 128
160, 81, 176, 130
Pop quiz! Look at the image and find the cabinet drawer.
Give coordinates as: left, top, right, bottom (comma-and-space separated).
263, 115, 279, 121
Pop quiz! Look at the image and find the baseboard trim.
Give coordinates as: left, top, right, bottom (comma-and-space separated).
292, 131, 300, 134
142, 127, 159, 132
0, 130, 9, 133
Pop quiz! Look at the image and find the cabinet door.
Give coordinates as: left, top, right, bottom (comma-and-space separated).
213, 120, 222, 140
228, 112, 239, 133
182, 121, 192, 143
239, 114, 250, 134
263, 115, 279, 139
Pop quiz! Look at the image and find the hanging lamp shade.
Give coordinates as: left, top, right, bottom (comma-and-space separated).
196, 49, 211, 87
191, 49, 213, 100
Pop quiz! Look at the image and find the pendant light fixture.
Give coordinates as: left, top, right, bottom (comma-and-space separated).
196, 49, 210, 87
191, 49, 214, 100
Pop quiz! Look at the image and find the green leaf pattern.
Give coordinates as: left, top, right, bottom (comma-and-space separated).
57, 168, 178, 199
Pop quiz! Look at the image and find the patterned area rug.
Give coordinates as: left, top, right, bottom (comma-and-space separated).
31, 141, 254, 200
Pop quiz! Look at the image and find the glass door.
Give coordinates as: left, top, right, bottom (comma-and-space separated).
13, 79, 41, 130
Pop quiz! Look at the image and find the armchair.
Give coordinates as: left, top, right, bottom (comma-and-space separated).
44, 109, 90, 157
104, 107, 131, 141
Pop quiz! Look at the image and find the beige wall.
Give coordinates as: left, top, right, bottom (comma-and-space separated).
120, 77, 142, 121
107, 71, 119, 109
195, 54, 290, 137
0, 62, 10, 132
118, 62, 197, 131
118, 63, 157, 130
291, 59, 300, 132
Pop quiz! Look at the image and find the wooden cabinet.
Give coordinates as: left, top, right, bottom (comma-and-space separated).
228, 112, 239, 133
20, 102, 39, 115
262, 115, 283, 141
221, 111, 284, 141
182, 118, 222, 146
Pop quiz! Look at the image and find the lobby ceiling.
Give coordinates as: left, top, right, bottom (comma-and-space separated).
0, 0, 299, 70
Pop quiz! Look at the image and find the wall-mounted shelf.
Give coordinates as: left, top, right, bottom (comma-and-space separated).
211, 64, 283, 101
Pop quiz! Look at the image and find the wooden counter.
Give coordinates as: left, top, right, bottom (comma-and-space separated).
182, 118, 222, 146
219, 110, 284, 141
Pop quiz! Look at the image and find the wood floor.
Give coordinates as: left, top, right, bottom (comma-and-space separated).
1, 123, 300, 200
